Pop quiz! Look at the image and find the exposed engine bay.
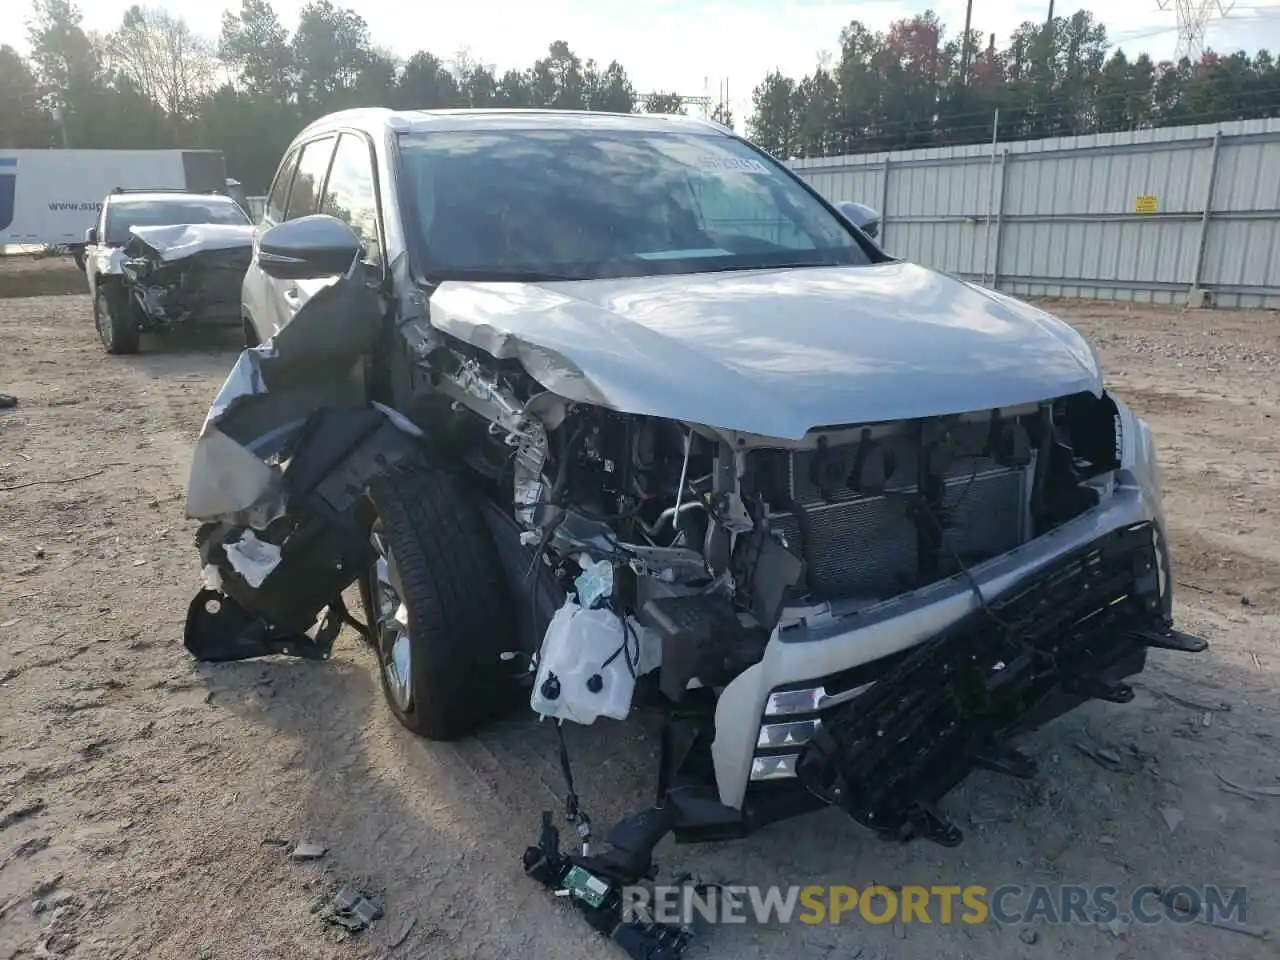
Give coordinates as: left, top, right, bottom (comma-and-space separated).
120, 223, 254, 327
411, 339, 1129, 716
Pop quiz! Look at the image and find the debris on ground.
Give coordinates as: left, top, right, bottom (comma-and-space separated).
1074, 739, 1123, 770
1145, 686, 1233, 713
0, 394, 17, 409
1098, 915, 1130, 938
319, 885, 383, 932
1215, 771, 1280, 799
1019, 927, 1039, 944
388, 915, 417, 948
1160, 806, 1184, 833
289, 841, 328, 861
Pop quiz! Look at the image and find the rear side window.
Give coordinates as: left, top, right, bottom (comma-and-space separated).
285, 136, 337, 221
265, 149, 299, 223
321, 133, 381, 264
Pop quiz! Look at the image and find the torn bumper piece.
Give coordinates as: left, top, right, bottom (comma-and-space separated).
182, 275, 413, 662
792, 520, 1207, 845
184, 406, 418, 661
185, 273, 384, 529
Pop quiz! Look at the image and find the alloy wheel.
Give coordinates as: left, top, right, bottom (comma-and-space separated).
370, 527, 413, 712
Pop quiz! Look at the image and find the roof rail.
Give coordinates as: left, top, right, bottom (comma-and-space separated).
110, 186, 225, 195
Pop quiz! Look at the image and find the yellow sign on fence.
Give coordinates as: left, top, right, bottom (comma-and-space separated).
1135, 195, 1158, 214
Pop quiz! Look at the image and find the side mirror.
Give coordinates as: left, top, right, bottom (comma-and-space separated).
85, 227, 98, 245
258, 214, 362, 280
835, 201, 881, 239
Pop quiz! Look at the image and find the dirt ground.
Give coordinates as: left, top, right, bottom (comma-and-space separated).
0, 255, 85, 299
1, 278, 1277, 960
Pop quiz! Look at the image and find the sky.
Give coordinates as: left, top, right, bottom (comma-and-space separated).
11, 0, 1280, 123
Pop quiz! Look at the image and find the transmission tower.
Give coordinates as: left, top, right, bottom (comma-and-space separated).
1156, 1, 1235, 60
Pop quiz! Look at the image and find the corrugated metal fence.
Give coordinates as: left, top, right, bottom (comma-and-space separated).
790, 118, 1280, 309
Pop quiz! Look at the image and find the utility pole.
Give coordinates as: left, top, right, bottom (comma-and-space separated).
1044, 0, 1057, 75
52, 105, 70, 148
960, 0, 974, 85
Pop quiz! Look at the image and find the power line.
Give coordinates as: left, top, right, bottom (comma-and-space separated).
842, 80, 1280, 139
792, 101, 1279, 158
785, 84, 1280, 157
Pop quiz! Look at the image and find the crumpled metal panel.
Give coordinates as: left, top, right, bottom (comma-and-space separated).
125, 223, 255, 263
185, 274, 383, 527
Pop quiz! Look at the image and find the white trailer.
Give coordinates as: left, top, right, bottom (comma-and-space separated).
0, 149, 231, 248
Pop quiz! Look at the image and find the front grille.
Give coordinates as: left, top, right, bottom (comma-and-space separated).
793, 521, 1164, 843
748, 521, 1162, 790
770, 451, 1029, 601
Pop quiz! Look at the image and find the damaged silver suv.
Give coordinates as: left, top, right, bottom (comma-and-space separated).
84, 189, 254, 354
186, 109, 1204, 949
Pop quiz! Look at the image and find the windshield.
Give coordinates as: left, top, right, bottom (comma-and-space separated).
105, 198, 250, 244
397, 128, 873, 280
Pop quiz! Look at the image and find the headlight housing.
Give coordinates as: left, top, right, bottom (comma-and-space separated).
1109, 391, 1172, 617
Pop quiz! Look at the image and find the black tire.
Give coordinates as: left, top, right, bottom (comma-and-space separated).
362, 461, 518, 740
94, 284, 140, 355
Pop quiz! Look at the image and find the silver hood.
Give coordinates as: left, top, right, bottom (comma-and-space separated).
427, 262, 1102, 440
126, 223, 256, 262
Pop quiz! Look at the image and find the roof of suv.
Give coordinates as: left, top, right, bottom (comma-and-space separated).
295, 107, 735, 142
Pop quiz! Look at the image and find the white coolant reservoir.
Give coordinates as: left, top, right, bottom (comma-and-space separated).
530, 600, 653, 724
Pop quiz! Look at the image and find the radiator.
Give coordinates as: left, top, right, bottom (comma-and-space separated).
770, 447, 1029, 602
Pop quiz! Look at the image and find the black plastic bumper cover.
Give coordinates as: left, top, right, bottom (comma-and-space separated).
184, 407, 418, 662
796, 520, 1206, 845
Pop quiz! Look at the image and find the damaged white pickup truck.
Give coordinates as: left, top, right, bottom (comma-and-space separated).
183, 109, 1205, 957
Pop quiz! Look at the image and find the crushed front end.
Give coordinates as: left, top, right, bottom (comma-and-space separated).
500, 377, 1204, 957
700, 393, 1204, 843
472, 373, 1205, 869
121, 224, 254, 330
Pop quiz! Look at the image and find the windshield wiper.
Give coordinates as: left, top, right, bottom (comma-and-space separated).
696, 259, 842, 274
423, 266, 588, 283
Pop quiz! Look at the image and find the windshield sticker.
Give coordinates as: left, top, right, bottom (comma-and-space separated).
697, 155, 769, 174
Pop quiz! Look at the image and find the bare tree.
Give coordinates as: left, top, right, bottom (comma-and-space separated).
107, 5, 216, 116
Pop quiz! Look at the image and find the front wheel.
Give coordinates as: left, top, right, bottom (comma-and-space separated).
94, 285, 140, 355
360, 462, 519, 741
